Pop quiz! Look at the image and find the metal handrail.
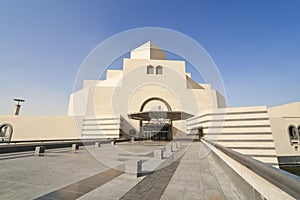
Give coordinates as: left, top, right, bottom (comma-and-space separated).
205, 139, 300, 199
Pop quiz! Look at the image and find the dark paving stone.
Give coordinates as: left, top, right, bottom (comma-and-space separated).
120, 156, 183, 200
34, 168, 123, 200
41, 190, 83, 200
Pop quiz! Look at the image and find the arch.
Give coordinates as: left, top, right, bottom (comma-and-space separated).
298, 125, 300, 138
156, 65, 163, 74
140, 97, 172, 112
0, 123, 13, 141
146, 65, 154, 74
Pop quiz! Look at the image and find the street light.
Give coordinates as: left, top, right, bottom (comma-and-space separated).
13, 98, 25, 115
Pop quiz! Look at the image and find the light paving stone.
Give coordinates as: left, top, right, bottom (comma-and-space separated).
183, 190, 203, 200
166, 182, 185, 191
202, 188, 225, 200
0, 147, 110, 200
161, 188, 184, 200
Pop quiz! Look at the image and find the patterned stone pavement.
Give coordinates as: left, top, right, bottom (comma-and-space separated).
0, 141, 246, 200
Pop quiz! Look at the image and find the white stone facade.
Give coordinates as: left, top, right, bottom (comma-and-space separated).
68, 41, 226, 139
1, 41, 299, 167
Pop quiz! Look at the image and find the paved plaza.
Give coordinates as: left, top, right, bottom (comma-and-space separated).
0, 140, 246, 200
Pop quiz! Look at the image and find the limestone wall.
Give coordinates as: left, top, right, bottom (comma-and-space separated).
0, 116, 82, 141
268, 102, 300, 157
269, 118, 300, 156
81, 115, 121, 139
186, 106, 278, 166
67, 44, 227, 141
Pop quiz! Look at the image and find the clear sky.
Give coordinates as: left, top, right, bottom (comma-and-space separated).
0, 0, 299, 115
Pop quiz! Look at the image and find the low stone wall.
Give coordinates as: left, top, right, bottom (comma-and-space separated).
208, 144, 266, 199
204, 140, 295, 200
0, 116, 83, 140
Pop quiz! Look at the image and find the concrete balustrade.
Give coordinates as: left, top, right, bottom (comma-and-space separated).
35, 146, 45, 155
154, 150, 163, 160
125, 159, 142, 177
72, 144, 79, 151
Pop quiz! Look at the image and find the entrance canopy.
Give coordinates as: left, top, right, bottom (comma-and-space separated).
128, 111, 194, 121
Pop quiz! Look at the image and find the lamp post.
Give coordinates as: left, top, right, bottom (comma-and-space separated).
13, 98, 25, 116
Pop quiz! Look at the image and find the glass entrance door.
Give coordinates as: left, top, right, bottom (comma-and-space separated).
141, 123, 172, 141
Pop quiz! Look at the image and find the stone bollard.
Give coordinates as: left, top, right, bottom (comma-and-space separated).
35, 146, 45, 156
72, 144, 79, 151
176, 141, 181, 148
111, 140, 115, 145
130, 136, 134, 143
165, 144, 172, 153
95, 142, 101, 148
125, 159, 142, 178
154, 150, 163, 160
171, 143, 177, 152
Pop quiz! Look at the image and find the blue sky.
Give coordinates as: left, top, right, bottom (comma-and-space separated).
0, 0, 299, 115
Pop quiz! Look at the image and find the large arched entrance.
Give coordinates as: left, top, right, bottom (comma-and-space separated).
128, 97, 193, 141
139, 97, 172, 112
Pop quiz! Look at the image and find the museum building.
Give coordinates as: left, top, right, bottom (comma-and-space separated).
1, 41, 300, 167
